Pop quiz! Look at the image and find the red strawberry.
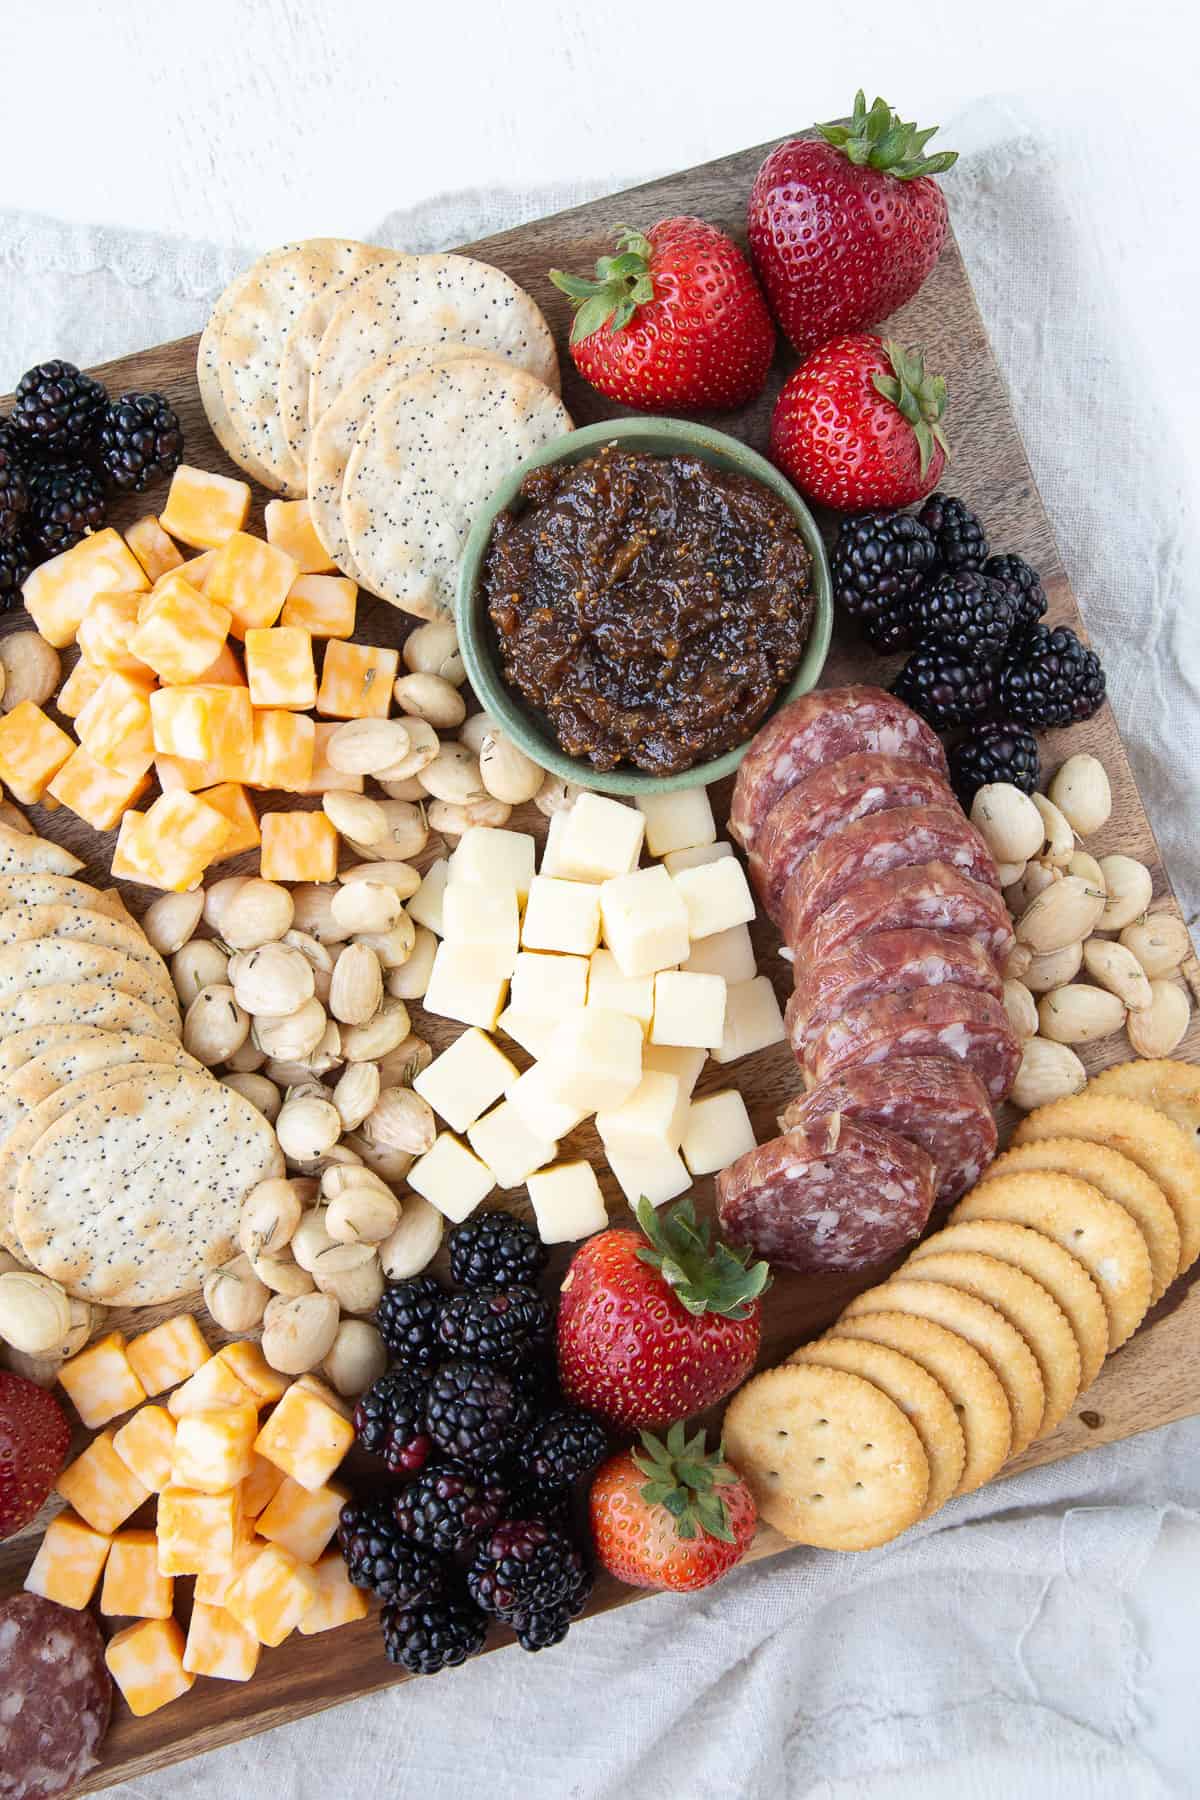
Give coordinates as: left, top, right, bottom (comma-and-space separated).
549, 218, 775, 413
0, 1370, 71, 1539
748, 93, 956, 355
589, 1422, 757, 1593
556, 1197, 769, 1431
771, 335, 949, 511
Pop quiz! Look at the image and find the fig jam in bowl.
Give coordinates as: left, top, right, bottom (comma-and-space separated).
456, 416, 832, 796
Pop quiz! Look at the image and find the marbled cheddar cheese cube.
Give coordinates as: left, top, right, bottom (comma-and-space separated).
217, 1341, 288, 1405
168, 1354, 257, 1418
24, 1510, 111, 1609
154, 755, 219, 794
175, 639, 246, 687
113, 791, 232, 892
101, 1528, 174, 1619
281, 573, 357, 638
77, 590, 153, 676
76, 672, 156, 776
247, 708, 316, 792
56, 1429, 150, 1535
180, 549, 217, 590
295, 719, 361, 795
240, 1455, 285, 1520
183, 1602, 260, 1681
105, 1616, 194, 1716
197, 782, 260, 859
259, 810, 338, 883
254, 1383, 354, 1492
23, 528, 149, 647
125, 515, 184, 584
316, 639, 398, 719
149, 683, 253, 777
56, 657, 107, 719
245, 625, 316, 710
160, 465, 251, 551
127, 572, 233, 684
256, 1476, 346, 1564
207, 530, 298, 637
298, 1549, 370, 1634
193, 1535, 264, 1605
126, 1314, 210, 1396
58, 1330, 147, 1428
156, 1484, 244, 1576
0, 702, 75, 804
224, 1541, 318, 1647
112, 1405, 177, 1493
45, 744, 151, 832
172, 1402, 259, 1494
110, 811, 153, 885
265, 498, 336, 573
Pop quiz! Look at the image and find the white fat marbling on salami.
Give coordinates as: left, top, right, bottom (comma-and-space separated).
0, 1593, 112, 1800
787, 928, 1003, 1055
804, 985, 1021, 1103
802, 862, 1015, 967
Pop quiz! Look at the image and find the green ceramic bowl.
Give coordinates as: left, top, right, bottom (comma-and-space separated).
455, 416, 832, 796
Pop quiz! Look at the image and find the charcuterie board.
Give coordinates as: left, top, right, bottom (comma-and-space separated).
1, 132, 1198, 1793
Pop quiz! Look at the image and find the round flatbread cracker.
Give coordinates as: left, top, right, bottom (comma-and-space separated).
278, 250, 410, 474
15, 1065, 284, 1306
789, 1335, 965, 1515
0, 876, 128, 921
0, 905, 174, 1010
197, 280, 275, 488
908, 1218, 1108, 1390
0, 1030, 199, 1145
0, 824, 83, 877
951, 1169, 1152, 1350
1089, 1060, 1200, 1155
0, 940, 178, 1035
723, 1363, 929, 1549
0, 983, 177, 1052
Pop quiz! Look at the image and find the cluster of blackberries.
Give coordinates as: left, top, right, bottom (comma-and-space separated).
340, 1211, 606, 1675
0, 360, 183, 606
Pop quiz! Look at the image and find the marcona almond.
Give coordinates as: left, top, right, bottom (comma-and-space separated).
994, 860, 1026, 887
1015, 875, 1106, 952
222, 1071, 282, 1121
171, 939, 229, 1005
1002, 979, 1039, 1041
353, 915, 415, 970
1004, 861, 1061, 914
1097, 856, 1154, 931
330, 880, 402, 935
479, 730, 544, 804
142, 891, 204, 956
303, 1020, 344, 1078
183, 984, 250, 1064
339, 998, 412, 1062
324, 1185, 401, 1246
229, 943, 315, 1016
252, 996, 328, 1060
362, 1086, 436, 1155
1032, 792, 1074, 866
0, 632, 60, 712
534, 775, 583, 817
1023, 940, 1085, 994
1067, 850, 1105, 891
261, 1292, 340, 1374
332, 1061, 381, 1132
320, 1164, 393, 1203
337, 860, 421, 899
458, 711, 498, 756
225, 1037, 268, 1073
322, 1319, 388, 1397
343, 1132, 415, 1183
376, 1034, 433, 1085
203, 1256, 269, 1334
288, 883, 352, 944
323, 790, 389, 844
374, 799, 428, 861
1049, 753, 1112, 837
0, 1270, 72, 1355
330, 942, 383, 1025
419, 741, 484, 805
326, 717, 411, 774
1004, 942, 1034, 982
311, 1244, 384, 1315
1127, 981, 1191, 1057
403, 619, 465, 684
291, 1210, 335, 1272
378, 1195, 443, 1279
282, 929, 335, 975
378, 774, 426, 801
970, 784, 1044, 864
1009, 1037, 1088, 1111
1081, 939, 1153, 1010
250, 1251, 315, 1298
1037, 984, 1126, 1044
275, 1095, 342, 1162
394, 672, 466, 730
374, 717, 440, 782
203, 875, 251, 937
427, 797, 512, 836
220, 878, 295, 950
385, 927, 437, 999
1119, 914, 1191, 978
238, 1177, 304, 1257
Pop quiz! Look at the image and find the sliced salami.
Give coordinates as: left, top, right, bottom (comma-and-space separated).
716, 1115, 936, 1272
0, 1593, 112, 1800
750, 751, 956, 920
729, 684, 949, 851
800, 861, 1015, 967
803, 984, 1022, 1102
780, 1058, 998, 1208
787, 928, 1004, 1054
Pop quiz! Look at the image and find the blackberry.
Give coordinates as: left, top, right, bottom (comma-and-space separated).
910, 570, 1016, 664
997, 624, 1107, 727
424, 1359, 536, 1470
354, 1368, 432, 1474
27, 461, 106, 556
982, 553, 1047, 635
338, 1496, 445, 1604
447, 1212, 549, 1291
381, 1594, 488, 1675
11, 361, 107, 458
392, 1462, 508, 1557
830, 511, 938, 653
509, 1561, 594, 1652
0, 430, 29, 545
917, 492, 989, 570
949, 721, 1040, 805
467, 1518, 589, 1619
436, 1286, 553, 1369
892, 645, 996, 731
374, 1275, 446, 1369
94, 391, 184, 494
0, 535, 35, 610
519, 1408, 608, 1504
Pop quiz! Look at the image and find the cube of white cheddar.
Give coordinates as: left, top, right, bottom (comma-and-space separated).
422, 941, 508, 1030
681, 1090, 757, 1175
253, 1384, 355, 1493
506, 1062, 588, 1142
554, 792, 644, 882
596, 1070, 690, 1156
407, 1131, 495, 1222
509, 950, 589, 1016
413, 1026, 518, 1133
605, 1141, 692, 1210
467, 1099, 558, 1189
651, 971, 727, 1050
256, 1476, 346, 1564
663, 841, 734, 875
441, 881, 519, 978
538, 809, 570, 877
171, 1402, 259, 1494
183, 1602, 261, 1681
407, 857, 450, 935
643, 1043, 707, 1093
105, 1616, 195, 1716
712, 975, 786, 1065
599, 866, 689, 978
636, 787, 716, 858
527, 1161, 608, 1244
671, 857, 755, 941
495, 1006, 559, 1063
522, 876, 601, 956
297, 1548, 371, 1634
542, 1007, 643, 1113
223, 1542, 318, 1647
450, 826, 536, 905
682, 922, 756, 983
586, 949, 655, 1030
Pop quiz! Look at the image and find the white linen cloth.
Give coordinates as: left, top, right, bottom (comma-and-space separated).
1, 99, 1198, 1799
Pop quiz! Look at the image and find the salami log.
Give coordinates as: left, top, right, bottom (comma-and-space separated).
717, 1115, 936, 1272
0, 1593, 112, 1800
729, 684, 949, 852
787, 927, 1004, 1054
803, 984, 1022, 1102
780, 1058, 998, 1208
800, 861, 1015, 967
750, 752, 956, 920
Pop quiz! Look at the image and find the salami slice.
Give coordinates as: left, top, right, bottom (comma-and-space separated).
800, 861, 1015, 967
780, 1058, 998, 1208
729, 685, 948, 852
717, 1115, 936, 1272
787, 928, 1004, 1054
750, 752, 956, 920
0, 1593, 112, 1800
803, 984, 1022, 1102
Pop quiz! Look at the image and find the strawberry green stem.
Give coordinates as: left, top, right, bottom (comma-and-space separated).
817, 91, 958, 180
872, 339, 951, 476
633, 1196, 771, 1320
549, 227, 657, 345
631, 1422, 738, 1543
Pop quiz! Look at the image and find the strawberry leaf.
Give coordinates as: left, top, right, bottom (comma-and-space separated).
816, 95, 958, 181
633, 1425, 739, 1545
549, 225, 660, 345
874, 341, 951, 474
633, 1195, 771, 1319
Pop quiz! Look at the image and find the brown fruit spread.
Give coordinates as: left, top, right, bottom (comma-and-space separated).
482, 446, 814, 774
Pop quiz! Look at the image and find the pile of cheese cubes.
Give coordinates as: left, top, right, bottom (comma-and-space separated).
23, 1313, 362, 1716
4, 463, 394, 892
402, 788, 787, 1243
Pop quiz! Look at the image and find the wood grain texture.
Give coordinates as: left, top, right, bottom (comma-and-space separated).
0, 137, 1197, 1792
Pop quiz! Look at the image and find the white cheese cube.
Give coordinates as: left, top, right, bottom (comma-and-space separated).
651, 971, 726, 1050
412, 1027, 518, 1133
422, 942, 507, 1030
555, 792, 644, 882
495, 1007, 560, 1062
406, 1131, 495, 1222
712, 975, 786, 1065
509, 950, 589, 1016
681, 1090, 756, 1175
671, 858, 755, 941
539, 809, 570, 877
407, 859, 450, 935
449, 827, 536, 904
507, 1062, 589, 1141
605, 1142, 691, 1210
599, 865, 689, 978
682, 922, 756, 983
521, 876, 601, 956
441, 882, 519, 978
636, 788, 716, 858
543, 1007, 643, 1112
586, 949, 655, 1029
467, 1100, 558, 1188
643, 1044, 706, 1094
662, 842, 734, 875
527, 1161, 608, 1244
596, 1070, 688, 1154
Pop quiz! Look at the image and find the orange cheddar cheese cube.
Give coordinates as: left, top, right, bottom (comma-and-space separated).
56, 657, 107, 719
0, 702, 75, 804
112, 791, 232, 892
58, 1330, 147, 1428
160, 465, 251, 551
193, 1535, 264, 1605
45, 744, 151, 832
259, 810, 338, 883
77, 590, 152, 676
241, 1455, 285, 1520
24, 1510, 111, 1609
264, 498, 337, 573
296, 720, 363, 795
297, 1548, 371, 1635
105, 1616, 194, 1716
125, 515, 184, 584
245, 626, 316, 710
126, 1314, 210, 1396
254, 1382, 354, 1492
316, 639, 398, 719
257, 1476, 346, 1564
172, 1402, 259, 1495
174, 639, 246, 688
224, 1541, 317, 1647
196, 781, 260, 858
207, 531, 298, 637
217, 1341, 289, 1405
154, 754, 220, 795
183, 1601, 261, 1681
247, 708, 316, 792
281, 573, 357, 638
101, 1528, 174, 1620
56, 1429, 150, 1535
168, 1354, 257, 1418
23, 528, 150, 647
128, 572, 233, 685
156, 1484, 245, 1576
75, 672, 156, 776
149, 683, 253, 774
112, 1405, 177, 1493
179, 549, 217, 590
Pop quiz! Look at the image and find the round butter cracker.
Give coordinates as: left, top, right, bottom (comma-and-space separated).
1088, 1060, 1200, 1155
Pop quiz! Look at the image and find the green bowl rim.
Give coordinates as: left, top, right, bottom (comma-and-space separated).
455, 415, 833, 796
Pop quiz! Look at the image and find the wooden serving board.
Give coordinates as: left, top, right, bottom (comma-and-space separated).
1, 134, 1198, 1792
